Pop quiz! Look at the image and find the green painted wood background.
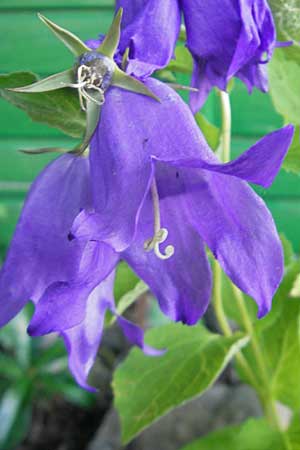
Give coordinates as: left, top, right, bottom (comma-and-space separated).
0, 0, 299, 257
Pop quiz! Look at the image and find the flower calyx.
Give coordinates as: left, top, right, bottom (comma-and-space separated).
9, 8, 159, 156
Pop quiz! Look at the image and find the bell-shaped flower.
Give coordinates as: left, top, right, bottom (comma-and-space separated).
68, 78, 294, 325
117, 0, 277, 110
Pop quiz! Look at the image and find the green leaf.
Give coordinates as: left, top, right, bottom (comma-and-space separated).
268, 48, 300, 123
287, 416, 300, 450
269, 0, 300, 43
110, 281, 148, 324
114, 262, 139, 303
9, 69, 75, 93
0, 72, 85, 138
281, 125, 300, 174
113, 323, 248, 444
97, 8, 123, 58
281, 233, 296, 266
37, 13, 89, 57
239, 259, 300, 409
0, 354, 23, 380
180, 418, 284, 450
195, 113, 220, 151
167, 46, 193, 74
0, 381, 31, 450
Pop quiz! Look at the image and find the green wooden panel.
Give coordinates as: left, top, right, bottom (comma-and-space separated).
213, 81, 283, 137
266, 199, 300, 251
0, 0, 114, 9
0, 138, 66, 181
0, 10, 114, 74
0, 99, 63, 138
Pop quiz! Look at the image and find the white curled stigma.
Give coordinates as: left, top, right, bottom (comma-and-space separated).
144, 178, 175, 260
69, 64, 106, 111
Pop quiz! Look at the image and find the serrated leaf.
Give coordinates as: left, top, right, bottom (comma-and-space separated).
180, 418, 284, 450
113, 323, 248, 444
38, 13, 89, 57
0, 72, 85, 138
195, 113, 220, 151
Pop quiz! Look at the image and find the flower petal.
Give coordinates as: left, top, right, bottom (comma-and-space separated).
117, 0, 180, 78
28, 241, 118, 336
62, 272, 115, 391
176, 167, 283, 317
117, 316, 165, 356
156, 125, 294, 188
123, 164, 212, 325
0, 154, 91, 328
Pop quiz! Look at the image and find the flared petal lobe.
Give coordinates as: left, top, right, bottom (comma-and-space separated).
0, 154, 91, 327
116, 0, 180, 78
62, 272, 115, 391
181, 0, 276, 109
28, 241, 118, 336
172, 167, 283, 318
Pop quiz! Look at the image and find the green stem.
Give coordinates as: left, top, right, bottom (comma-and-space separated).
216, 89, 290, 448
213, 261, 261, 391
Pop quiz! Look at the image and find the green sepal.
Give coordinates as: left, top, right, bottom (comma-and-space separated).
19, 147, 70, 155
8, 69, 74, 93
97, 8, 123, 58
71, 94, 101, 155
112, 66, 160, 102
38, 13, 89, 57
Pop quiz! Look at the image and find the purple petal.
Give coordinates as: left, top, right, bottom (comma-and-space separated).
156, 125, 294, 188
117, 0, 180, 78
28, 241, 118, 336
0, 154, 91, 328
182, 0, 276, 108
177, 167, 283, 318
123, 165, 212, 325
117, 316, 165, 356
62, 272, 115, 391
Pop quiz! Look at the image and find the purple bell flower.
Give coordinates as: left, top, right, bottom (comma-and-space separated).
67, 78, 293, 324
117, 0, 277, 110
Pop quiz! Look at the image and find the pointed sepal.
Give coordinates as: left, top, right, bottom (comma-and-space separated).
97, 8, 123, 58
38, 13, 89, 56
112, 67, 160, 102
8, 69, 74, 93
71, 94, 102, 155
